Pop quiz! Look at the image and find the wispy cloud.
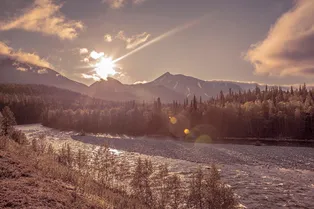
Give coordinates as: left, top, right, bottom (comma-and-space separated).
37, 69, 48, 74
90, 50, 105, 59
116, 31, 150, 49
104, 34, 113, 42
102, 0, 146, 9
134, 80, 147, 84
0, 0, 84, 40
80, 48, 88, 54
0, 41, 52, 68
81, 57, 90, 63
16, 67, 28, 72
246, 0, 314, 77
81, 73, 101, 81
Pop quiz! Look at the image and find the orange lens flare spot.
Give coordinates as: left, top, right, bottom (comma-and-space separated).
184, 129, 190, 135
169, 117, 177, 124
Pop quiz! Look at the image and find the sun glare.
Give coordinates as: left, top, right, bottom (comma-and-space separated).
95, 57, 117, 79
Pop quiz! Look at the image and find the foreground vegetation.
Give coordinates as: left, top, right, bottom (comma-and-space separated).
1, 83, 313, 140
0, 106, 237, 208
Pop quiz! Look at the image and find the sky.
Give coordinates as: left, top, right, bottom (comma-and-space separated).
1, 0, 314, 86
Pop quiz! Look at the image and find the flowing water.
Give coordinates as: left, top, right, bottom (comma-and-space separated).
17, 124, 314, 209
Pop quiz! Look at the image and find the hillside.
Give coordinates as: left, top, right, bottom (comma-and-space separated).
89, 77, 184, 102
0, 149, 101, 209
150, 72, 242, 99
0, 58, 87, 93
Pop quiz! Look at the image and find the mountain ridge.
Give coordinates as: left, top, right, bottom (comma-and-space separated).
0, 58, 87, 93
1, 57, 296, 102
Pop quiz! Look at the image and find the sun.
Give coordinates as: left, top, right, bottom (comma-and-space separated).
95, 57, 117, 79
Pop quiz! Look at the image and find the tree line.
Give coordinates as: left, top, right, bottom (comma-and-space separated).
1, 83, 313, 139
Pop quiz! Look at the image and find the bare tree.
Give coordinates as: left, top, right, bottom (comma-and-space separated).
167, 174, 182, 209
153, 164, 170, 208
131, 158, 154, 207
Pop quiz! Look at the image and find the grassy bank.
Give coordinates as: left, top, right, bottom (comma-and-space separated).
0, 129, 238, 209
0, 135, 147, 209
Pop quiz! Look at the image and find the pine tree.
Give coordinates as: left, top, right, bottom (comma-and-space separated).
0, 106, 17, 136
193, 95, 198, 110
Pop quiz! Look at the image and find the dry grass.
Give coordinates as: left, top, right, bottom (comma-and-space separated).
0, 136, 147, 209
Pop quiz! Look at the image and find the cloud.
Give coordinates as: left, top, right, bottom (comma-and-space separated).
134, 80, 147, 84
81, 73, 101, 81
0, 0, 84, 40
102, 0, 146, 9
80, 48, 88, 54
103, 0, 125, 9
0, 41, 52, 68
37, 69, 48, 74
16, 67, 28, 72
116, 31, 150, 49
81, 57, 90, 63
0, 42, 12, 55
246, 0, 314, 77
104, 34, 113, 42
90, 50, 104, 59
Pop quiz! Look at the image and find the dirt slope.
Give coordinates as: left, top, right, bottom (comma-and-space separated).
0, 150, 99, 209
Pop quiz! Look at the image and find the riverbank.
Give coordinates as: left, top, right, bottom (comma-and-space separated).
20, 123, 314, 147
0, 136, 147, 209
0, 143, 100, 208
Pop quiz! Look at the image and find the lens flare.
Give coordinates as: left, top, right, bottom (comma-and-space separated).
184, 129, 190, 135
195, 135, 212, 144
169, 117, 177, 124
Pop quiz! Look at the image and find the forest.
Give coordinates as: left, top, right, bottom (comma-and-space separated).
0, 83, 313, 140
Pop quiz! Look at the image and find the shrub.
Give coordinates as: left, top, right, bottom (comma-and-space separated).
188, 165, 237, 209
10, 129, 28, 145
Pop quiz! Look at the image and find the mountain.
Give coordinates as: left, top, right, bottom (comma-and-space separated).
4, 57, 292, 102
88, 78, 137, 101
0, 58, 87, 93
88, 77, 184, 102
150, 72, 242, 99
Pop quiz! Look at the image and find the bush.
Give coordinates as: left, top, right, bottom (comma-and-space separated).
187, 165, 237, 209
10, 129, 28, 145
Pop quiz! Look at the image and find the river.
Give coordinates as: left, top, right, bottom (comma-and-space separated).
17, 124, 314, 209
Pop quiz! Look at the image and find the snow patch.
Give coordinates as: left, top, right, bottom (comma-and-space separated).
198, 82, 202, 89
173, 81, 178, 89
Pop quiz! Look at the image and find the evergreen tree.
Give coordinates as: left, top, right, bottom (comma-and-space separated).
0, 106, 17, 136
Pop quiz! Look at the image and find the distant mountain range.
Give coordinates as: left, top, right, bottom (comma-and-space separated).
0, 57, 291, 102
150, 72, 242, 99
0, 58, 86, 93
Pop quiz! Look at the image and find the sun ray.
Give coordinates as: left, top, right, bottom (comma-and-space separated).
113, 15, 208, 64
